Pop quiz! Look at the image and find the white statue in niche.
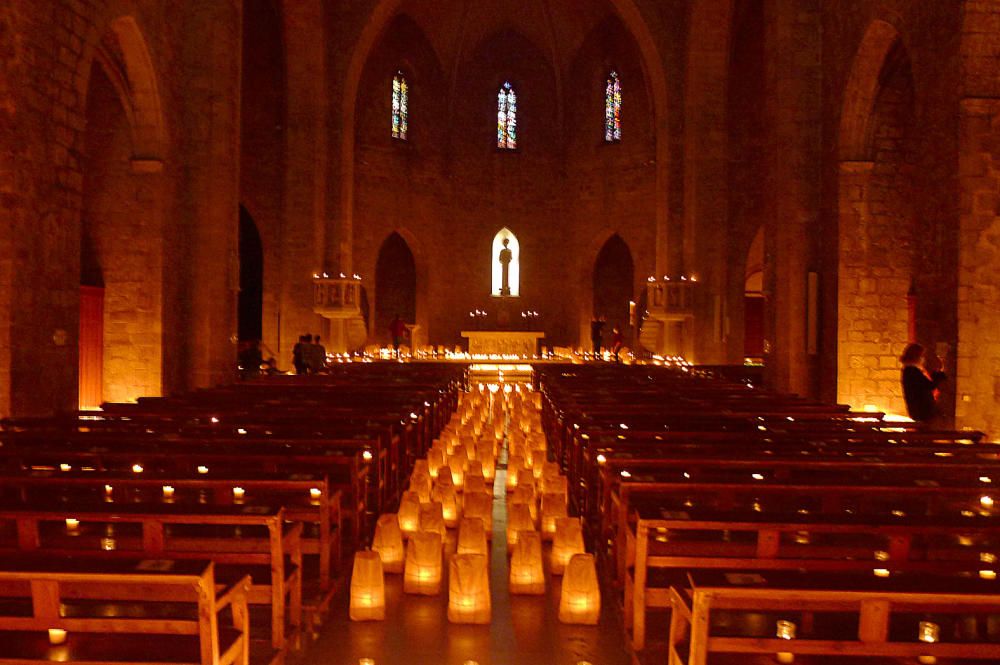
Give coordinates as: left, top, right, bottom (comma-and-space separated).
491, 229, 519, 297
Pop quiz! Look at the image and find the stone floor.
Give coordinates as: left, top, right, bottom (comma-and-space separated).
293, 465, 631, 665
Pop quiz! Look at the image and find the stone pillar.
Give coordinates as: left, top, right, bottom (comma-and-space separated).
280, 0, 328, 364
684, 0, 732, 365
761, 0, 821, 395
182, 0, 242, 389
957, 98, 1000, 435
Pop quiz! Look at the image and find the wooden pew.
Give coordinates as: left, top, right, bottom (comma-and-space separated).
628, 510, 1000, 649
668, 568, 1000, 664
0, 556, 251, 665
0, 470, 342, 592
0, 500, 300, 658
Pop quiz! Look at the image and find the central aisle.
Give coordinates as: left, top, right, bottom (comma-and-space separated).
294, 434, 631, 665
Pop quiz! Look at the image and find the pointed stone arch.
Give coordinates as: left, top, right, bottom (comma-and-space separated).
839, 20, 900, 162
374, 232, 418, 344
79, 15, 166, 166
592, 234, 634, 333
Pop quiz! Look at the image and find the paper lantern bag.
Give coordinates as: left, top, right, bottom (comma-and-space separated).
551, 517, 585, 574
372, 513, 405, 573
509, 530, 545, 595
349, 551, 385, 620
447, 553, 491, 624
404, 531, 443, 595
463, 491, 493, 532
558, 553, 600, 625
506, 503, 535, 551
540, 493, 568, 539
419, 501, 447, 538
457, 517, 489, 557
398, 491, 421, 536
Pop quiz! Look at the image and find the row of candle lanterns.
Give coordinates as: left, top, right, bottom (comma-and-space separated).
349, 384, 601, 626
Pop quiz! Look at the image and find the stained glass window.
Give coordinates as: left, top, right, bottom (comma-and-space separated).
605, 70, 621, 142
497, 82, 517, 150
392, 72, 408, 140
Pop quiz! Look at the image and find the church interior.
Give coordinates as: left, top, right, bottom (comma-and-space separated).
3, 1, 1000, 664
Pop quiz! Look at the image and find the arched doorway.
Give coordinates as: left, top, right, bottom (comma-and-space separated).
79, 232, 104, 410
238, 205, 264, 342
78, 19, 166, 407
374, 233, 417, 343
593, 234, 634, 333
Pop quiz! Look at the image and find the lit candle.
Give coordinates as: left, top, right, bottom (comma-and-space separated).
873, 568, 891, 578
48, 628, 67, 645
359, 659, 375, 665
101, 537, 116, 551
981, 495, 994, 508
980, 569, 997, 580
362, 450, 373, 462
65, 518, 80, 532
59, 463, 71, 472
131, 464, 143, 473
776, 620, 796, 663
162, 485, 175, 499
232, 487, 245, 500
918, 621, 939, 664
197, 465, 209, 474
310, 488, 322, 500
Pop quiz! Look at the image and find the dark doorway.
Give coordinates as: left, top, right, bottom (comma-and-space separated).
593, 234, 634, 331
238, 205, 264, 342
375, 233, 417, 342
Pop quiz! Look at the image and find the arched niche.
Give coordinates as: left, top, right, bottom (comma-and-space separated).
491, 229, 520, 298
592, 234, 634, 331
374, 232, 417, 342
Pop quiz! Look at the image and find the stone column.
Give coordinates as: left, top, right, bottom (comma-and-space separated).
182, 0, 242, 389
956, 98, 1000, 435
280, 0, 328, 362
761, 0, 821, 395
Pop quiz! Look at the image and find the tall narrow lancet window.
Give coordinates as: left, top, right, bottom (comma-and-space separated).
392, 72, 408, 140
497, 81, 517, 150
605, 70, 622, 142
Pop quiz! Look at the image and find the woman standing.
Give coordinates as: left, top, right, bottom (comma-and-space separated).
900, 343, 946, 425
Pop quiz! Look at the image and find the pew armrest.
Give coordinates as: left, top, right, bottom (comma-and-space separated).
216, 574, 252, 612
